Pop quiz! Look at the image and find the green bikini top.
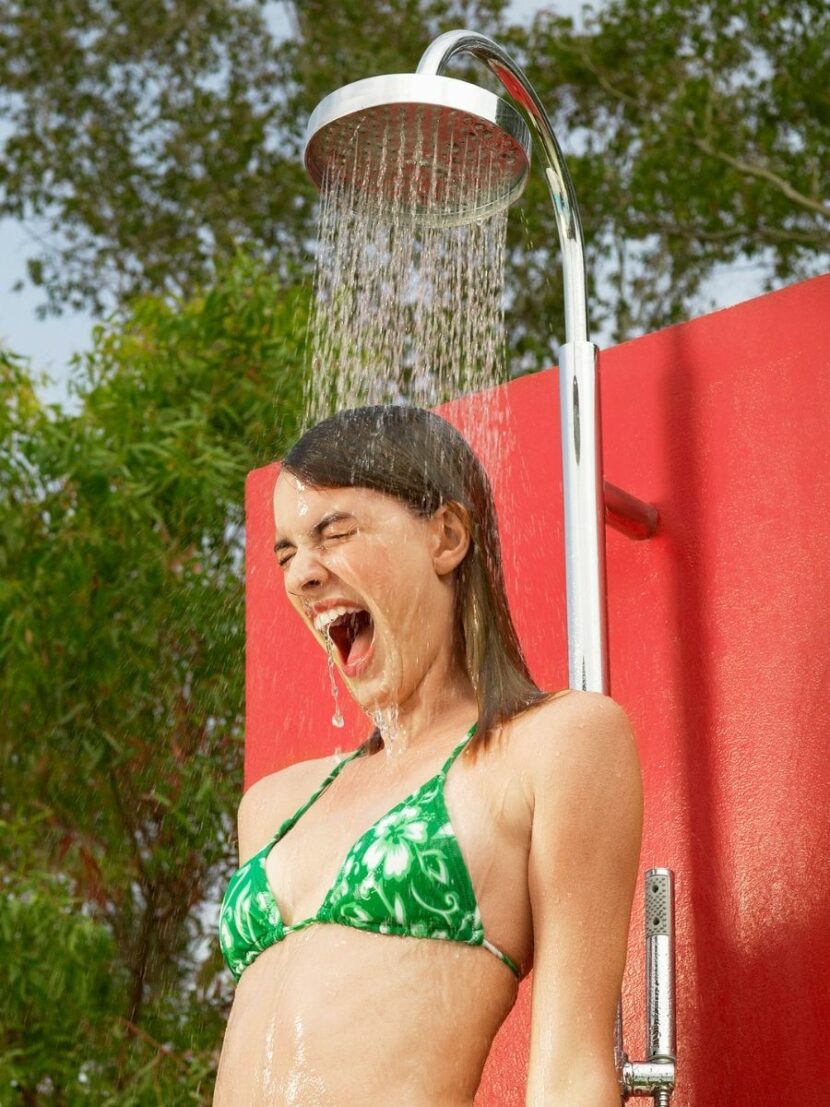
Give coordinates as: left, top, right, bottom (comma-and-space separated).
219, 722, 521, 982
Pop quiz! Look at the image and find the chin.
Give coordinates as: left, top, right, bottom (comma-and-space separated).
350, 677, 399, 714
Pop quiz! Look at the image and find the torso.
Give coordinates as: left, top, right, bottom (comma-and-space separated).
213, 694, 570, 1106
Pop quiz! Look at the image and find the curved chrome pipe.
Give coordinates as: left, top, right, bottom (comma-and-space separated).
417, 30, 588, 345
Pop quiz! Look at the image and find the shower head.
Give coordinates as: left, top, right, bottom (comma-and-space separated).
303, 73, 531, 227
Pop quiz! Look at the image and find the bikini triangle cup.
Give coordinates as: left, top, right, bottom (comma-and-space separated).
219, 721, 521, 981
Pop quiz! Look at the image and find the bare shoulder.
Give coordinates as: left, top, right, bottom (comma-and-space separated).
235, 751, 345, 865
511, 689, 642, 802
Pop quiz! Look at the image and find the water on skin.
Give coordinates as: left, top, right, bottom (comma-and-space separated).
260, 1015, 277, 1099
299, 599, 345, 733
294, 478, 310, 518
370, 702, 406, 758
284, 1015, 328, 1105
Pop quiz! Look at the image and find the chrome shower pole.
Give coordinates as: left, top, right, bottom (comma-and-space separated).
416, 30, 672, 1104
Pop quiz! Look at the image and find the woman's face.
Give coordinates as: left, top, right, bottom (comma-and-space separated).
272, 471, 470, 714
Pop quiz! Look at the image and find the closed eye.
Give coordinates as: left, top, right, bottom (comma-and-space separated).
277, 531, 355, 569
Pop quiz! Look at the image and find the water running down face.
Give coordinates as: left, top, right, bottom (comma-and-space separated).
272, 472, 471, 720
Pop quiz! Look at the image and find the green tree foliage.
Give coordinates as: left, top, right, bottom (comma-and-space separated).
0, 0, 308, 314
0, 252, 309, 1102
506, 0, 830, 350
0, 0, 826, 349
0, 0, 508, 317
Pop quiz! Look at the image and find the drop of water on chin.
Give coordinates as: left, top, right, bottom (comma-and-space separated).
323, 631, 345, 728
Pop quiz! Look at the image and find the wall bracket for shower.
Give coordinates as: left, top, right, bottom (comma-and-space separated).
303, 29, 673, 1105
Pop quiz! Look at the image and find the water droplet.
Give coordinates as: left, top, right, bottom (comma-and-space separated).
323, 631, 345, 727
370, 705, 406, 757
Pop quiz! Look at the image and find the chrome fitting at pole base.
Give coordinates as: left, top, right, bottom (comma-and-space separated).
646, 869, 676, 1065
621, 1060, 676, 1096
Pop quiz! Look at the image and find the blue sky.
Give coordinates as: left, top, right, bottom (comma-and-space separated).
0, 0, 765, 410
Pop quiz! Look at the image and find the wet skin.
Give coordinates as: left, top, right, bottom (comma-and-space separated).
213, 475, 642, 1105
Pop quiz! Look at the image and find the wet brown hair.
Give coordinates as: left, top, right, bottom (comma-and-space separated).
281, 405, 560, 757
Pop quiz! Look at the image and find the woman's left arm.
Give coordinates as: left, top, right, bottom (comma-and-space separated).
524, 692, 644, 1107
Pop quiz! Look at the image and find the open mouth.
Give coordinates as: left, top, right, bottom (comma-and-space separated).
326, 609, 375, 667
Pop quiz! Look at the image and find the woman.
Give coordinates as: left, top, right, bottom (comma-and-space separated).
214, 405, 643, 1106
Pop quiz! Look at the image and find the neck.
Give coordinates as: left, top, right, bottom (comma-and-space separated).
366, 657, 477, 757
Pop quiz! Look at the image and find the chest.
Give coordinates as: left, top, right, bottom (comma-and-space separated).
262, 744, 533, 939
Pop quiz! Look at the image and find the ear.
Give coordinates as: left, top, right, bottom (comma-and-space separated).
430, 502, 471, 577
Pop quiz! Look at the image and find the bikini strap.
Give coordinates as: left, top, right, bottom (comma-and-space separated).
439, 721, 478, 778
272, 746, 363, 843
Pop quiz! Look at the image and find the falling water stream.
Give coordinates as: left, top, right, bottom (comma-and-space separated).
302, 122, 516, 475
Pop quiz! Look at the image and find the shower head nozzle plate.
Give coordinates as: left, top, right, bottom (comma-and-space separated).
304, 74, 531, 226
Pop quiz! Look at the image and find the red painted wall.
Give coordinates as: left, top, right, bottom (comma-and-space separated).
244, 274, 830, 1104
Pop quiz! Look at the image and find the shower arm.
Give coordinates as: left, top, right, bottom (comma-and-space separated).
417, 30, 588, 346
418, 30, 675, 1107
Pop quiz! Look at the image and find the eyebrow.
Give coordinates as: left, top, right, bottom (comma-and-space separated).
273, 511, 357, 555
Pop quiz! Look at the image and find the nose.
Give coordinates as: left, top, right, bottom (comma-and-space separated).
284, 544, 329, 596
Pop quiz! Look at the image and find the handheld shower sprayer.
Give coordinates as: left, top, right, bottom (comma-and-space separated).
621, 869, 677, 1102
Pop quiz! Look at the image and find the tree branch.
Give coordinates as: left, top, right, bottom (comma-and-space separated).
646, 215, 829, 248
573, 46, 646, 111
117, 1016, 191, 1074
693, 137, 830, 219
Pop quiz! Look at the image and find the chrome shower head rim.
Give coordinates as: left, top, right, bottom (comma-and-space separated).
303, 73, 531, 228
